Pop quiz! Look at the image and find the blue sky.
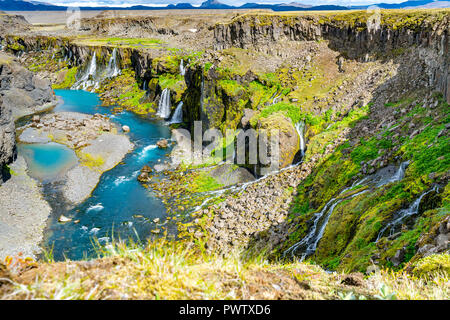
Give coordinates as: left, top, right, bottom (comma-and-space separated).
42, 0, 409, 8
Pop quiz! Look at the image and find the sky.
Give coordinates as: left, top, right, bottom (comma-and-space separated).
40, 0, 410, 8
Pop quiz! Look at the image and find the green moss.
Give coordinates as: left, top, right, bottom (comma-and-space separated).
218, 79, 245, 97
251, 102, 302, 126
190, 172, 223, 193
53, 67, 78, 89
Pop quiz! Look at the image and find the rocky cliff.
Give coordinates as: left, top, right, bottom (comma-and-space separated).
214, 11, 449, 102
0, 52, 56, 184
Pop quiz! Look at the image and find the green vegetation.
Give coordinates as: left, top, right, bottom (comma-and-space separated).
52, 67, 78, 89
277, 93, 450, 273
77, 152, 105, 170
1, 239, 448, 300
73, 37, 163, 49
190, 172, 223, 193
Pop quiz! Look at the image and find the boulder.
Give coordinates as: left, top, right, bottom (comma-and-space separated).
208, 163, 255, 187
157, 139, 169, 149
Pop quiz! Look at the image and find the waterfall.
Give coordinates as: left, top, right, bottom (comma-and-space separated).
169, 101, 183, 124
376, 185, 439, 242
272, 94, 282, 105
86, 52, 97, 78
72, 52, 97, 90
157, 88, 171, 119
143, 80, 147, 91
106, 48, 121, 78
295, 121, 306, 157
390, 161, 409, 183
180, 59, 186, 76
284, 161, 410, 260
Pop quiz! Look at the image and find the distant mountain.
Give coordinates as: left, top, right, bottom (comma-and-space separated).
167, 3, 195, 9
349, 0, 437, 9
200, 0, 233, 9
273, 4, 349, 11
0, 0, 448, 11
408, 0, 450, 7
0, 0, 65, 10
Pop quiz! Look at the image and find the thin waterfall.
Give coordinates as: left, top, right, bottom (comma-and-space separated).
169, 101, 183, 124
376, 185, 439, 242
283, 161, 410, 260
106, 48, 120, 78
72, 52, 97, 90
180, 59, 186, 76
157, 88, 171, 119
143, 80, 147, 91
295, 121, 306, 157
272, 94, 282, 105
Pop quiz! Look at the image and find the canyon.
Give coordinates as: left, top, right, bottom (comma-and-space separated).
0, 8, 449, 299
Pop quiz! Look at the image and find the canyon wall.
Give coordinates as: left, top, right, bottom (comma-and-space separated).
0, 52, 55, 184
214, 13, 449, 102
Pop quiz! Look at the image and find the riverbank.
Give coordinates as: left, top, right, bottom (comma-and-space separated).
0, 157, 51, 261
18, 111, 134, 205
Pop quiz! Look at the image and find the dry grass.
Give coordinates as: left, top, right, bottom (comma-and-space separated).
1, 240, 448, 300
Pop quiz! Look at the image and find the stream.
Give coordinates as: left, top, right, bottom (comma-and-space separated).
18, 89, 173, 261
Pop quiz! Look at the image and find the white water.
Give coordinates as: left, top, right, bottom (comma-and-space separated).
295, 121, 306, 157
169, 101, 183, 124
72, 52, 98, 90
157, 88, 171, 119
138, 144, 158, 159
376, 185, 439, 242
106, 48, 121, 78
180, 59, 186, 76
284, 161, 410, 260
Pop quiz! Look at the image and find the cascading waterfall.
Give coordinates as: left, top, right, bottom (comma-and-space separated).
106, 48, 121, 78
284, 161, 410, 260
180, 59, 186, 76
295, 121, 306, 157
157, 88, 171, 119
376, 185, 439, 242
169, 101, 183, 124
72, 52, 98, 90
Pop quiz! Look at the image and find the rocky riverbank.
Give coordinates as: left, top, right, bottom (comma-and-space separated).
0, 157, 51, 261
18, 111, 134, 205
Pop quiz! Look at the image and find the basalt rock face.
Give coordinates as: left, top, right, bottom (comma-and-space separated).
0, 53, 56, 120
0, 95, 16, 185
0, 52, 55, 184
214, 13, 449, 102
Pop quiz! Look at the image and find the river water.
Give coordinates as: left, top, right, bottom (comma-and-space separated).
18, 89, 173, 260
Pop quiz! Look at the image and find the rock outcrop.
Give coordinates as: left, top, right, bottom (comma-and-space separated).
0, 52, 56, 120
0, 95, 16, 184
214, 12, 449, 102
0, 52, 56, 184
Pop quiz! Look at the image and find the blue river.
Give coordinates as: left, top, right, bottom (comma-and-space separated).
19, 89, 173, 260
